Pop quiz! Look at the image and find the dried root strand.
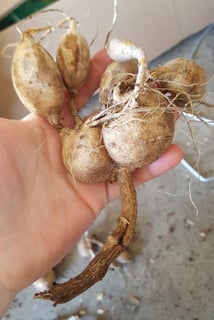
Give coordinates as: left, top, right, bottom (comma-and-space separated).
200, 100, 214, 108
34, 167, 137, 305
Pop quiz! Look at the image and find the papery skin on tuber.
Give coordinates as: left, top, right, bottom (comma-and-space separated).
11, 32, 64, 125
60, 123, 116, 184
56, 18, 90, 96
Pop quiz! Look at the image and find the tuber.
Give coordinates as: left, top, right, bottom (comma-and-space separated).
60, 124, 116, 184
56, 18, 90, 96
102, 90, 175, 170
12, 31, 64, 126
150, 58, 207, 110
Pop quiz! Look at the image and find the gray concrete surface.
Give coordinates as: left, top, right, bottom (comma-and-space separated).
2, 25, 214, 320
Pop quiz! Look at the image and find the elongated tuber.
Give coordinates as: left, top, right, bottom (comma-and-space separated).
12, 31, 64, 126
56, 18, 90, 96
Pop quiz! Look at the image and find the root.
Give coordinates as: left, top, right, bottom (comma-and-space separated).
105, 0, 118, 46
186, 120, 201, 170
1, 42, 18, 59
200, 100, 214, 108
188, 178, 199, 216
34, 167, 137, 305
2, 11, 75, 60
69, 100, 83, 128
17, 24, 54, 41
87, 83, 176, 128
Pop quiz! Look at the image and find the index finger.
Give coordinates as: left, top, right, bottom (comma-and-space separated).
74, 48, 112, 110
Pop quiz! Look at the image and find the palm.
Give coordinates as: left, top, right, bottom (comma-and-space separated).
0, 114, 111, 290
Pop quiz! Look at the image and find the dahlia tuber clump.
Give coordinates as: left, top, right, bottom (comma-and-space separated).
11, 14, 208, 305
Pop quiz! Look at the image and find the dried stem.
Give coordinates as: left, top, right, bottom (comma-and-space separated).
34, 167, 137, 305
69, 99, 83, 127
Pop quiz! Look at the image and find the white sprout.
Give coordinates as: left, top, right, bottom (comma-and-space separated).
106, 38, 148, 99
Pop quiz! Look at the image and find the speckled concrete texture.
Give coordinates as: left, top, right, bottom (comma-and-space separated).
2, 25, 214, 320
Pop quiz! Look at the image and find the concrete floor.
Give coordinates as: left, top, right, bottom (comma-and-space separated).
2, 25, 214, 320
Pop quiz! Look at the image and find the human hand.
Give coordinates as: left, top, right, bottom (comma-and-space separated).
0, 49, 183, 305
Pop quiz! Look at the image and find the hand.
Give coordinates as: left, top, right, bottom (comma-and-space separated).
0, 49, 183, 311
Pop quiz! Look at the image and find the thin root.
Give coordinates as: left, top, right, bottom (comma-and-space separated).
200, 100, 214, 108
1, 42, 18, 59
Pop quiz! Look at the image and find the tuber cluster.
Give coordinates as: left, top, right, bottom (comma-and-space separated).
11, 15, 207, 305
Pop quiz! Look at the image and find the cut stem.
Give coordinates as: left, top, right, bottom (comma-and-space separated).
34, 167, 137, 305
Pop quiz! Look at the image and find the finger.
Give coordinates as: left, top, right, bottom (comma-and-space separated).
74, 48, 112, 110
133, 144, 183, 186
106, 144, 183, 203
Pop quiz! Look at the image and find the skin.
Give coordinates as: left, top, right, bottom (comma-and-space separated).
0, 49, 183, 317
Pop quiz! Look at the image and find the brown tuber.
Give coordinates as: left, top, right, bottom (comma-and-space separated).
102, 90, 175, 170
60, 124, 116, 183
56, 18, 90, 96
150, 58, 207, 110
12, 31, 64, 126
